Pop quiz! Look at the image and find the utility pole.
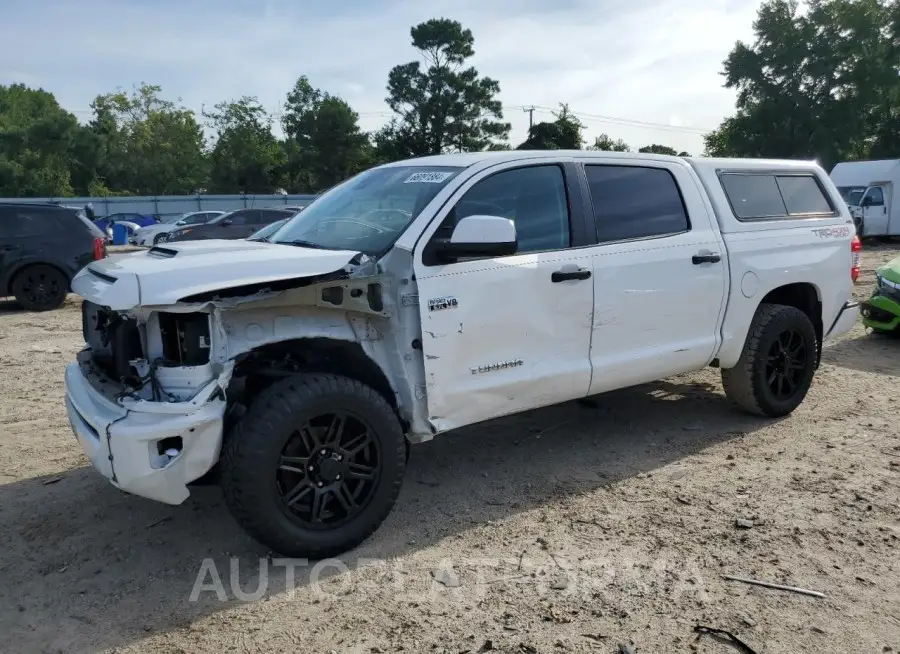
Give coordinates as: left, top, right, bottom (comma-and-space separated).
523, 106, 535, 131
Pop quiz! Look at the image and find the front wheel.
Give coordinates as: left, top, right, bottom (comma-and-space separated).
721, 303, 818, 417
153, 233, 168, 244
221, 373, 406, 558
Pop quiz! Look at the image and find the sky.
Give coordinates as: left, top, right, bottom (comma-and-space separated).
0, 0, 763, 155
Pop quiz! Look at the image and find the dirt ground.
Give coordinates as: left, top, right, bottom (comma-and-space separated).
1, 244, 898, 654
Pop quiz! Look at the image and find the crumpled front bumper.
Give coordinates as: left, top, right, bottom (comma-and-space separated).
64, 353, 228, 505
861, 294, 900, 332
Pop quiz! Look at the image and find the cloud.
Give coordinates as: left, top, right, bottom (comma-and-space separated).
0, 0, 762, 153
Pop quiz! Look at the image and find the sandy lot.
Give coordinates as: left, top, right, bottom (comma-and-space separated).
1, 244, 898, 654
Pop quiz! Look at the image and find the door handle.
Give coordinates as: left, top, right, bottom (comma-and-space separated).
551, 268, 591, 282
692, 253, 721, 265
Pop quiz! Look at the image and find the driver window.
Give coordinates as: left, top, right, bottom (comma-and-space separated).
865, 187, 884, 206
434, 165, 571, 254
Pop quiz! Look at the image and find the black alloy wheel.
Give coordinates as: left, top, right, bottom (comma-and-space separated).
276, 411, 380, 528
764, 328, 809, 400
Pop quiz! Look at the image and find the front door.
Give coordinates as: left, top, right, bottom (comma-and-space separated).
412, 160, 596, 433
578, 158, 728, 394
861, 185, 889, 235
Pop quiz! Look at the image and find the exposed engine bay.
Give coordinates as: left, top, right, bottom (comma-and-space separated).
81, 300, 216, 402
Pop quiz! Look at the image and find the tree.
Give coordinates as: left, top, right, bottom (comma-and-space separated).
90, 83, 207, 195
0, 83, 88, 196
383, 18, 510, 156
205, 97, 285, 194
638, 144, 678, 155
704, 0, 900, 167
588, 133, 631, 152
517, 104, 585, 150
281, 76, 372, 191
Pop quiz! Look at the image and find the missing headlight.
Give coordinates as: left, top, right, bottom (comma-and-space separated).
158, 312, 211, 366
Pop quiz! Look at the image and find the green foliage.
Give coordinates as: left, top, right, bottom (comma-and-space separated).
638, 144, 677, 155
382, 18, 511, 155
13, 8, 896, 199
205, 97, 286, 194
588, 133, 631, 152
0, 83, 82, 196
518, 104, 585, 150
705, 0, 900, 168
282, 76, 372, 192
90, 83, 206, 194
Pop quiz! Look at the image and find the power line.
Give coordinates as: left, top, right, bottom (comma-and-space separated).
527, 105, 714, 134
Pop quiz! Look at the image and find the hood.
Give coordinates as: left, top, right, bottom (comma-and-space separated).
71, 239, 363, 310
877, 256, 900, 285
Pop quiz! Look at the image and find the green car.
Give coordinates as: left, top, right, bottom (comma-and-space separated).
861, 256, 900, 333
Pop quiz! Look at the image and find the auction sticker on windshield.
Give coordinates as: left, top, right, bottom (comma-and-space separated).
404, 172, 454, 184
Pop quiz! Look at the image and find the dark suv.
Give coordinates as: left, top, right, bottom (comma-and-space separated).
165, 208, 296, 242
0, 203, 106, 311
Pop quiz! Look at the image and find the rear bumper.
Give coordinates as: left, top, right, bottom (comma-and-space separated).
64, 355, 227, 505
824, 300, 859, 340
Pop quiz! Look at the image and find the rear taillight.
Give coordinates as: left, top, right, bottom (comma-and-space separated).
93, 237, 106, 261
851, 234, 861, 282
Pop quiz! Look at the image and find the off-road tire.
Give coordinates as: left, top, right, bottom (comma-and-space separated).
721, 303, 817, 417
221, 373, 406, 558
11, 264, 68, 311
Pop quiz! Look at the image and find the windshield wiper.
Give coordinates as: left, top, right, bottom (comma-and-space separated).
275, 239, 336, 250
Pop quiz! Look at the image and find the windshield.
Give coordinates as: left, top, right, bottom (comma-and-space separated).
271, 166, 463, 254
838, 186, 866, 205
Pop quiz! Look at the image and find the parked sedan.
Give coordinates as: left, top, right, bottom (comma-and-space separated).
166, 208, 296, 242
134, 210, 225, 246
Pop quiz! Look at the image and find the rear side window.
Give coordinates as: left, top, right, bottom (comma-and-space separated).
0, 206, 63, 238
720, 173, 835, 220
584, 165, 690, 242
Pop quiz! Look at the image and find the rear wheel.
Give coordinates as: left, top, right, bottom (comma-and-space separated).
11, 264, 68, 311
221, 373, 406, 558
722, 303, 817, 417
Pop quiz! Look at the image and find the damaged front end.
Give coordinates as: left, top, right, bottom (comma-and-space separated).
68, 301, 233, 504
861, 256, 900, 333
64, 239, 430, 505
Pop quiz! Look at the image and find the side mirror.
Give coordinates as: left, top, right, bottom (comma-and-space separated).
175, 219, 186, 226
434, 215, 517, 262
221, 218, 233, 226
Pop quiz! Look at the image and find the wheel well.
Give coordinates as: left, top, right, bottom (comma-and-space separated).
759, 283, 823, 365
7, 262, 71, 296
229, 337, 400, 413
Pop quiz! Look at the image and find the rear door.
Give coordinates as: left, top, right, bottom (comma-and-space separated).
216, 209, 257, 239
579, 158, 728, 394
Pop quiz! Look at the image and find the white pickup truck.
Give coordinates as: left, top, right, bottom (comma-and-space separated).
64, 151, 860, 557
